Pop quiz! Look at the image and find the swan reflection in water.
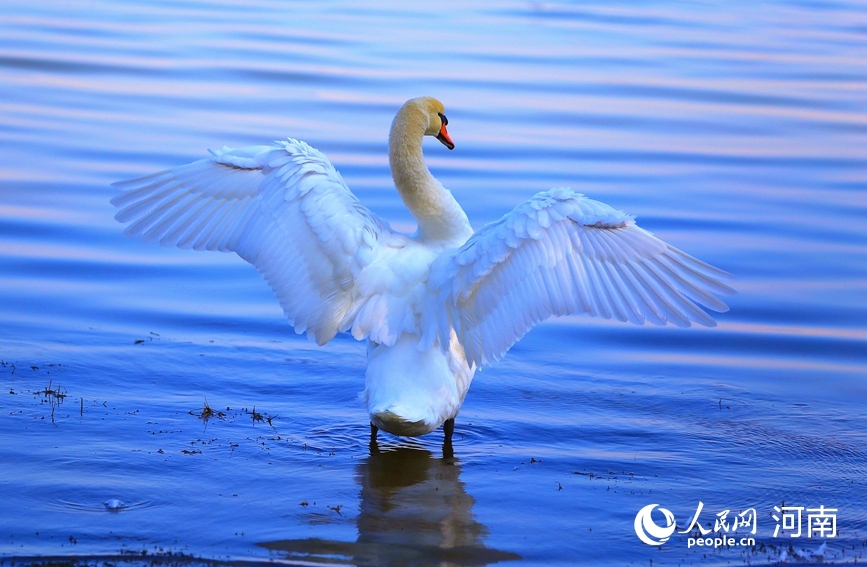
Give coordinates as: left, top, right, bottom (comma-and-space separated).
258, 443, 520, 566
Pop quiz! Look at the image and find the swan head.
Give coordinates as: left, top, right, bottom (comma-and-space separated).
395, 97, 454, 150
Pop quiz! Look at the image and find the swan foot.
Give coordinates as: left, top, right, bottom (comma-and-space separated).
370, 422, 378, 442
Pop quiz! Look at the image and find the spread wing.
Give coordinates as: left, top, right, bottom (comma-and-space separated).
111, 139, 394, 345
429, 187, 735, 367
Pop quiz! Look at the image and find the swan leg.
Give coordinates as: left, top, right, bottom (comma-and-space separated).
443, 418, 454, 443
443, 418, 455, 459
369, 424, 380, 455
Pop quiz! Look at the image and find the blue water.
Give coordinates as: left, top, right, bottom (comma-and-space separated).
1, 1, 866, 565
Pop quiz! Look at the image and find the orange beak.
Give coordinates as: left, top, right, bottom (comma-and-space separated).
436, 123, 454, 150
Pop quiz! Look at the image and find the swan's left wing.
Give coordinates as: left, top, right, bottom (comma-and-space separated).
429, 187, 735, 367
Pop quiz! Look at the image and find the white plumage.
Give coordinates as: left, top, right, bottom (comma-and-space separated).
112, 97, 734, 439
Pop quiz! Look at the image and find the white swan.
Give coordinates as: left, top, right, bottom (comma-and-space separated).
111, 97, 734, 442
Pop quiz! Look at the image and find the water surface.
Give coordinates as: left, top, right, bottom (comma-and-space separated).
1, 1, 866, 565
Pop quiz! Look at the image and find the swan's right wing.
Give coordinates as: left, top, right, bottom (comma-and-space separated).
111, 139, 392, 345
429, 187, 735, 367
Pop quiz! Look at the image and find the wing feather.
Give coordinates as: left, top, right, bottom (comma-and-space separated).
430, 187, 734, 366
112, 139, 395, 345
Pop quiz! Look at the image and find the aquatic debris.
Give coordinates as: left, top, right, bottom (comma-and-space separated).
134, 333, 159, 345
571, 470, 636, 481
181, 449, 202, 455
103, 499, 127, 512
189, 397, 225, 421
39, 380, 68, 424
246, 406, 279, 430
41, 380, 67, 399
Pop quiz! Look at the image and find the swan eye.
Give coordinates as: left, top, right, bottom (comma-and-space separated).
438, 112, 448, 126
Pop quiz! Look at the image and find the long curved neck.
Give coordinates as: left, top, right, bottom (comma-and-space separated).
389, 109, 471, 243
